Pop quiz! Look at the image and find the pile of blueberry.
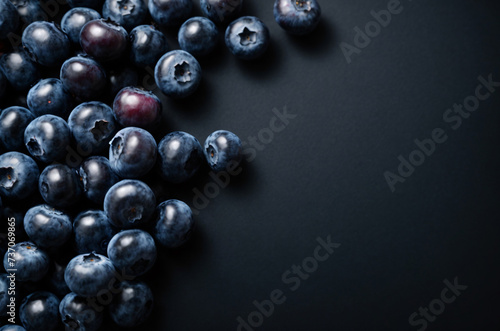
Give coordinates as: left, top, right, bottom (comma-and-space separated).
0, 0, 321, 330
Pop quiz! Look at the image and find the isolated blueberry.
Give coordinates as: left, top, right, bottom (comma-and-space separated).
2, 242, 49, 282
113, 86, 162, 129
64, 253, 115, 297
0, 107, 35, 151
0, 152, 39, 200
225, 16, 270, 60
74, 210, 117, 255
148, 0, 192, 28
204, 130, 242, 172
11, 0, 45, 25
155, 199, 194, 247
24, 205, 72, 248
107, 229, 157, 277
20, 291, 60, 331
200, 0, 243, 25
108, 66, 139, 96
103, 0, 147, 31
60, 56, 107, 101
79, 156, 119, 205
129, 25, 169, 68
27, 78, 73, 118
61, 7, 101, 44
22, 21, 71, 67
0, 326, 26, 331
155, 50, 202, 99
273, 0, 321, 35
0, 0, 20, 36
178, 17, 218, 57
59, 292, 103, 331
80, 18, 128, 62
109, 127, 157, 178
67, 0, 103, 10
109, 281, 153, 327
68, 101, 118, 154
104, 180, 156, 228
24, 115, 71, 163
158, 131, 204, 183
0, 51, 40, 91
39, 164, 83, 208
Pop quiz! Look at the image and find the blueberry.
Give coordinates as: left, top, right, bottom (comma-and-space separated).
0, 51, 40, 91
74, 210, 117, 255
273, 0, 321, 35
109, 127, 157, 178
148, 0, 192, 28
22, 21, 71, 67
61, 7, 101, 44
24, 115, 71, 163
200, 0, 243, 25
60, 56, 107, 101
79, 156, 119, 205
64, 253, 115, 297
24, 205, 72, 249
0, 107, 35, 151
104, 179, 156, 228
107, 229, 157, 277
39, 164, 83, 208
0, 326, 26, 331
67, 0, 103, 10
11, 0, 45, 25
178, 17, 219, 57
155, 50, 202, 99
129, 25, 169, 68
0, 274, 8, 316
108, 66, 139, 96
204, 130, 242, 172
155, 199, 194, 247
20, 291, 60, 331
2, 242, 49, 282
0, 0, 20, 36
109, 281, 153, 327
0, 152, 39, 200
113, 86, 162, 129
48, 262, 71, 298
158, 131, 203, 183
103, 0, 147, 31
68, 101, 118, 154
27, 78, 73, 118
225, 16, 270, 60
80, 18, 128, 62
59, 292, 103, 331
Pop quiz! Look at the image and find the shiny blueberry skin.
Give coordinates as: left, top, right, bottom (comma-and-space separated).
0, 326, 26, 331
0, 0, 20, 36
107, 229, 157, 277
0, 107, 35, 151
225, 16, 270, 60
22, 21, 71, 67
59, 292, 103, 331
39, 164, 82, 208
204, 130, 242, 172
158, 131, 203, 183
64, 252, 115, 297
67, 0, 103, 10
274, 0, 321, 35
2, 242, 49, 282
0, 152, 39, 200
61, 7, 101, 44
148, 0, 192, 28
200, 0, 243, 25
129, 25, 169, 68
80, 19, 128, 62
79, 156, 119, 205
155, 199, 194, 247
0, 51, 40, 91
27, 78, 73, 118
68, 101, 118, 154
60, 56, 107, 101
104, 180, 156, 228
109, 281, 153, 327
74, 210, 117, 255
155, 50, 202, 99
24, 115, 71, 163
103, 0, 147, 31
113, 87, 162, 129
108, 66, 139, 96
178, 17, 218, 57
20, 291, 60, 331
109, 127, 157, 178
24, 205, 72, 248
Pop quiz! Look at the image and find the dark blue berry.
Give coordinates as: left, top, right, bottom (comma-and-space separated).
103, 0, 147, 31
225, 16, 270, 60
20, 291, 60, 331
38, 164, 83, 208
24, 115, 71, 163
74, 210, 116, 255
59, 292, 103, 331
0, 152, 39, 200
24, 205, 72, 248
148, 0, 192, 28
61, 7, 101, 44
80, 18, 128, 62
79, 156, 119, 205
178, 17, 218, 57
200, 0, 243, 25
204, 130, 242, 172
129, 24, 169, 68
0, 51, 40, 91
0, 107, 35, 151
0, 0, 20, 36
22, 21, 71, 67
273, 0, 321, 35
11, 0, 45, 25
155, 50, 202, 99
113, 86, 162, 129
27, 78, 73, 118
155, 199, 194, 247
2, 242, 49, 282
109, 281, 153, 327
64, 252, 115, 297
60, 56, 107, 101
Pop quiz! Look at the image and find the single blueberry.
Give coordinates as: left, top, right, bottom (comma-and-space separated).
155, 50, 202, 99
24, 115, 71, 163
225, 16, 270, 60
2, 242, 50, 282
22, 21, 71, 67
27, 78, 74, 118
178, 17, 219, 57
64, 253, 116, 297
155, 199, 194, 247
11, 0, 46, 25
129, 25, 169, 68
200, 0, 243, 25
103, 0, 147, 31
109, 281, 154, 327
38, 164, 83, 208
273, 0, 321, 35
0, 152, 39, 200
24, 205, 72, 249
61, 7, 101, 44
60, 56, 107, 101
74, 210, 117, 255
20, 291, 60, 331
59, 292, 103, 331
148, 0, 192, 28
0, 51, 40, 91
0, 107, 35, 151
204, 130, 242, 172
79, 156, 119, 205
113, 86, 162, 129
80, 18, 128, 62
